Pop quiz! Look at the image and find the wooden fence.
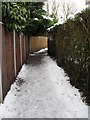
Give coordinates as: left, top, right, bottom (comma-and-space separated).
0, 23, 29, 103
0, 24, 47, 103
30, 36, 47, 53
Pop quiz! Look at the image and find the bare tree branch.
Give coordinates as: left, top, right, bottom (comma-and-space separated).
60, 0, 77, 22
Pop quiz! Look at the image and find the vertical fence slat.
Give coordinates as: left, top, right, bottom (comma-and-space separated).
13, 30, 16, 76
15, 32, 21, 74
10, 32, 15, 83
26, 36, 29, 59
0, 23, 3, 103
20, 35, 22, 66
24, 35, 26, 62
2, 25, 8, 100
22, 35, 24, 64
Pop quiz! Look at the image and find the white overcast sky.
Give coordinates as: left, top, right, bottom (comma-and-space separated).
45, 0, 86, 11
74, 0, 85, 11
44, 0, 86, 23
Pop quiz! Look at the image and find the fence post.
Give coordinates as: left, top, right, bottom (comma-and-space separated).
20, 35, 22, 66
0, 23, 3, 103
13, 30, 17, 77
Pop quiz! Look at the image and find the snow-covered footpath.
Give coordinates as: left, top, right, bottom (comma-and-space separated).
0, 48, 88, 118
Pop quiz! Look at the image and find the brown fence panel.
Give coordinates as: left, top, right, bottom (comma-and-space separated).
45, 37, 48, 48
0, 23, 2, 102
24, 36, 26, 62
25, 36, 29, 59
30, 36, 47, 53
0, 24, 29, 102
21, 35, 25, 64
2, 25, 8, 99
2, 26, 15, 99
15, 33, 21, 74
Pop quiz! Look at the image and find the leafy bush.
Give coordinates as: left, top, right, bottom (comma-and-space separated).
2, 2, 57, 36
48, 8, 90, 105
2, 2, 30, 33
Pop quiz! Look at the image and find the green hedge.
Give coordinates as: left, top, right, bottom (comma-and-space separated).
48, 8, 90, 105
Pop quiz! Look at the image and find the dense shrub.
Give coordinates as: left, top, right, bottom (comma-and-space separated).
48, 8, 90, 105
2, 2, 57, 36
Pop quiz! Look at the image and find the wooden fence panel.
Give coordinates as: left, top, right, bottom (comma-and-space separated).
6, 32, 15, 90
30, 36, 47, 53
0, 23, 2, 102
15, 33, 21, 74
21, 35, 25, 65
2, 26, 15, 99
2, 25, 8, 99
0, 24, 29, 102
45, 37, 47, 48
10, 33, 15, 83
24, 36, 26, 62
25, 36, 29, 59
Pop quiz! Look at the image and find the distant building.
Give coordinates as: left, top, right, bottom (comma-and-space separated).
86, 0, 90, 7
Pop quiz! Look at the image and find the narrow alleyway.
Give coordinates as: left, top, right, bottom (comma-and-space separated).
0, 48, 88, 118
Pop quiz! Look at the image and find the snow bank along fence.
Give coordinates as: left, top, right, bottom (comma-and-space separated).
30, 36, 47, 53
0, 23, 29, 103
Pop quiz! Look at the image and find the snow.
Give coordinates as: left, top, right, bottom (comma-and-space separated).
0, 48, 88, 118
47, 25, 55, 31
34, 18, 39, 21
34, 48, 48, 54
47, 23, 60, 31
42, 15, 54, 21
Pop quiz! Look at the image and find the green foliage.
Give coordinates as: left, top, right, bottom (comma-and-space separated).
2, 2, 30, 34
23, 2, 58, 36
2, 2, 57, 35
48, 8, 90, 105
